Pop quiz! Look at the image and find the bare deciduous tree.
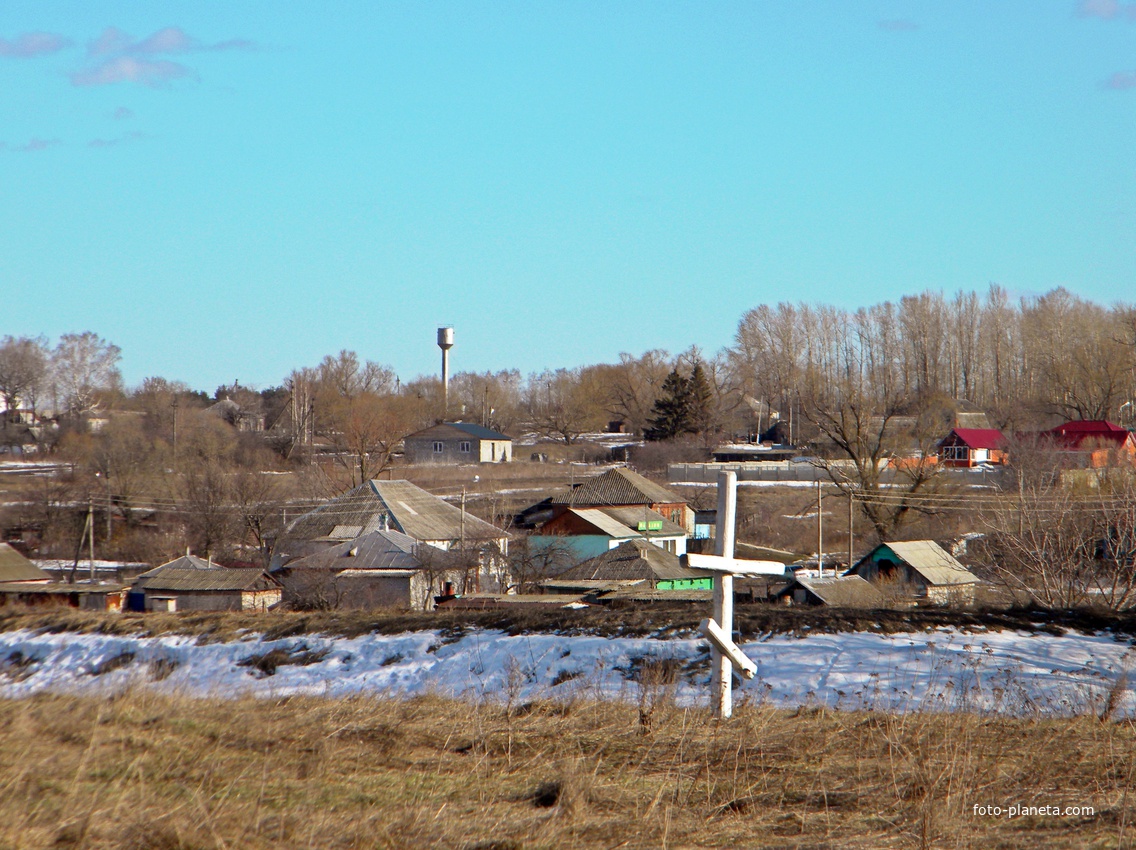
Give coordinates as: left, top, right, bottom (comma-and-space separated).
983, 438, 1136, 610
325, 392, 415, 486
51, 332, 122, 420
524, 368, 606, 444
0, 335, 49, 417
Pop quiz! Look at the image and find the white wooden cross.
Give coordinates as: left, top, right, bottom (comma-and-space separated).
682, 470, 785, 719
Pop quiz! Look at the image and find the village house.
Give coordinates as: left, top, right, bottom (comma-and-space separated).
529, 506, 689, 560
274, 529, 471, 610
402, 422, 512, 464
845, 541, 979, 604
1044, 420, 1136, 468
936, 428, 1008, 468
524, 467, 693, 534
129, 555, 281, 612
272, 478, 510, 591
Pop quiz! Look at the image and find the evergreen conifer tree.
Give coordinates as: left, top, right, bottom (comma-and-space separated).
644, 369, 692, 440
687, 361, 714, 435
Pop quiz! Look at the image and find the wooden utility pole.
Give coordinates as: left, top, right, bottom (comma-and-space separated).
87, 497, 96, 581
712, 470, 737, 718
848, 488, 855, 570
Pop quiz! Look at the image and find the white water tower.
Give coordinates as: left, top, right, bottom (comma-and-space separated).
438, 326, 454, 413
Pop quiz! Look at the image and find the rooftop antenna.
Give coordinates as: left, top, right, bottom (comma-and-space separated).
438, 326, 454, 417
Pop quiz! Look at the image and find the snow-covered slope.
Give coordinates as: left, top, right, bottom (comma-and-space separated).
0, 627, 1131, 717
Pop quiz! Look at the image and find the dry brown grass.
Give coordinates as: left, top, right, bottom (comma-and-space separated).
5, 604, 1136, 648
0, 689, 1129, 849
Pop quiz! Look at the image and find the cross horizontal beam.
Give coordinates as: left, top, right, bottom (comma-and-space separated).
683, 552, 788, 576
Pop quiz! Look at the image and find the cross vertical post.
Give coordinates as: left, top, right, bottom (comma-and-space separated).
712, 470, 737, 719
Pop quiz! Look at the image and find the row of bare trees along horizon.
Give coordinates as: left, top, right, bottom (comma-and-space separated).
3, 285, 1136, 590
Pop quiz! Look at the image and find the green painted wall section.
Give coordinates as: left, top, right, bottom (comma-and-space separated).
654, 577, 714, 591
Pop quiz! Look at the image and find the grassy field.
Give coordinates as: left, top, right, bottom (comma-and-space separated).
0, 687, 1129, 850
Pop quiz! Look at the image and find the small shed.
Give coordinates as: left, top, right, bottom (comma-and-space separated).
0, 582, 125, 611
776, 574, 886, 608
846, 541, 978, 604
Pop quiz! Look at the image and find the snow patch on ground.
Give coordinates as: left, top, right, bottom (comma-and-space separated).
0, 628, 1132, 716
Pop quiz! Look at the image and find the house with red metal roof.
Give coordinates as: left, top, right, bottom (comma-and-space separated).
936, 428, 1008, 468
1044, 420, 1136, 468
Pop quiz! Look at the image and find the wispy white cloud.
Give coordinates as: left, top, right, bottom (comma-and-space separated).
87, 25, 256, 57
88, 130, 146, 148
0, 31, 70, 58
878, 19, 919, 32
72, 55, 193, 87
74, 26, 254, 87
1105, 69, 1136, 88
1078, 0, 1136, 20
87, 26, 133, 57
1, 137, 62, 153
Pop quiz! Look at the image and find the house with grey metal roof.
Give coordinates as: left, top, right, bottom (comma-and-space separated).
132, 559, 281, 612
274, 529, 471, 610
541, 467, 693, 534
403, 422, 512, 464
846, 540, 979, 604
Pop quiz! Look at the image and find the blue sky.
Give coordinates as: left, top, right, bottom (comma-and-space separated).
3, 1, 1135, 393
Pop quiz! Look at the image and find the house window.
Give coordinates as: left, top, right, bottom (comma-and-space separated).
941, 446, 968, 462
433, 441, 444, 454
459, 441, 471, 453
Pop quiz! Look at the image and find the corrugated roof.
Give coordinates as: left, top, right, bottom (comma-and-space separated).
552, 506, 687, 541
275, 479, 507, 557
442, 422, 511, 441
553, 539, 700, 582
0, 581, 125, 594
407, 422, 511, 442
869, 541, 978, 587
281, 529, 463, 572
135, 554, 216, 580
550, 467, 686, 507
139, 568, 280, 592
539, 578, 646, 592
942, 428, 1006, 450
792, 575, 886, 607
1047, 420, 1133, 449
0, 543, 50, 583
600, 585, 712, 602
564, 508, 640, 539
438, 594, 587, 609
